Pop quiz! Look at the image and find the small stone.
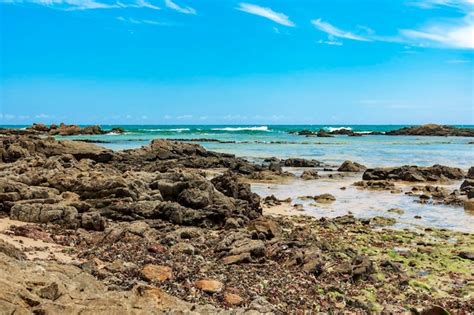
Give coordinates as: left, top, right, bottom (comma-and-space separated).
195, 279, 224, 293
148, 243, 166, 254
313, 194, 336, 204
224, 292, 244, 305
222, 252, 251, 265
387, 208, 405, 215
170, 242, 195, 255
140, 264, 172, 282
458, 251, 474, 260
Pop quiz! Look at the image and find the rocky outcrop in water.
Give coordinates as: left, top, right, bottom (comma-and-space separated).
25, 123, 124, 136
362, 165, 465, 182
385, 124, 474, 137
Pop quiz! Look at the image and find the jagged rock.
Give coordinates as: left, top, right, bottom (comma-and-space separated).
81, 212, 106, 231
467, 166, 474, 179
10, 204, 79, 228
460, 179, 474, 199
386, 124, 474, 137
363, 165, 464, 182
281, 158, 320, 167
211, 171, 262, 216
247, 218, 282, 239
338, 160, 367, 172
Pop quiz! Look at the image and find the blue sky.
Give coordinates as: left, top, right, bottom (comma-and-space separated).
0, 0, 473, 124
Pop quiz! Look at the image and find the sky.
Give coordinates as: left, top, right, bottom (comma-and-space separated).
0, 0, 473, 125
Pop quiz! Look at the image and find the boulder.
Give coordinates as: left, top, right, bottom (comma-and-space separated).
301, 169, 319, 180
282, 158, 320, 167
467, 166, 474, 179
10, 203, 79, 228
338, 160, 367, 172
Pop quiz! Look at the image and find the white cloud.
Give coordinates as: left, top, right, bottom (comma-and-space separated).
408, 0, 474, 10
35, 113, 49, 118
237, 3, 295, 27
401, 14, 474, 49
0, 0, 160, 10
117, 16, 167, 25
2, 114, 16, 120
317, 39, 343, 46
177, 114, 192, 119
446, 58, 470, 63
164, 0, 195, 14
311, 19, 371, 41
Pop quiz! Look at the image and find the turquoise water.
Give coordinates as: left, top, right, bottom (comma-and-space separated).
38, 124, 474, 169
3, 124, 473, 168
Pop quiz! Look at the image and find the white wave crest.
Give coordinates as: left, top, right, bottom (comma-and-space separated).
140, 128, 190, 132
325, 127, 353, 132
211, 126, 269, 132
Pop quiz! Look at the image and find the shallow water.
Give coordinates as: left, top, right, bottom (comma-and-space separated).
252, 169, 473, 233
42, 124, 474, 169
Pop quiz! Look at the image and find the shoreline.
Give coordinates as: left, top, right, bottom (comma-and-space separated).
0, 131, 473, 313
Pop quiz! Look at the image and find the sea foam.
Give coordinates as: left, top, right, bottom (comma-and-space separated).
211, 126, 270, 132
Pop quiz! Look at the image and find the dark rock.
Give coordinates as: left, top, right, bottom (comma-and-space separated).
467, 166, 474, 179
338, 160, 367, 172
282, 158, 320, 167
363, 165, 465, 182
458, 251, 474, 260
300, 169, 319, 180
386, 124, 474, 137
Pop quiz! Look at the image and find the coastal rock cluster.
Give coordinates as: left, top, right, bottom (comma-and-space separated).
0, 123, 125, 136
0, 135, 263, 230
385, 124, 474, 137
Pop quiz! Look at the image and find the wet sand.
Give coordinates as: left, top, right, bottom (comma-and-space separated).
0, 217, 77, 263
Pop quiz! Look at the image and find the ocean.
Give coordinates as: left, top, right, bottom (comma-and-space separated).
46, 124, 474, 168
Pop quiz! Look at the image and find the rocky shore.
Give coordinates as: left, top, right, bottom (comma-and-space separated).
0, 132, 473, 313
